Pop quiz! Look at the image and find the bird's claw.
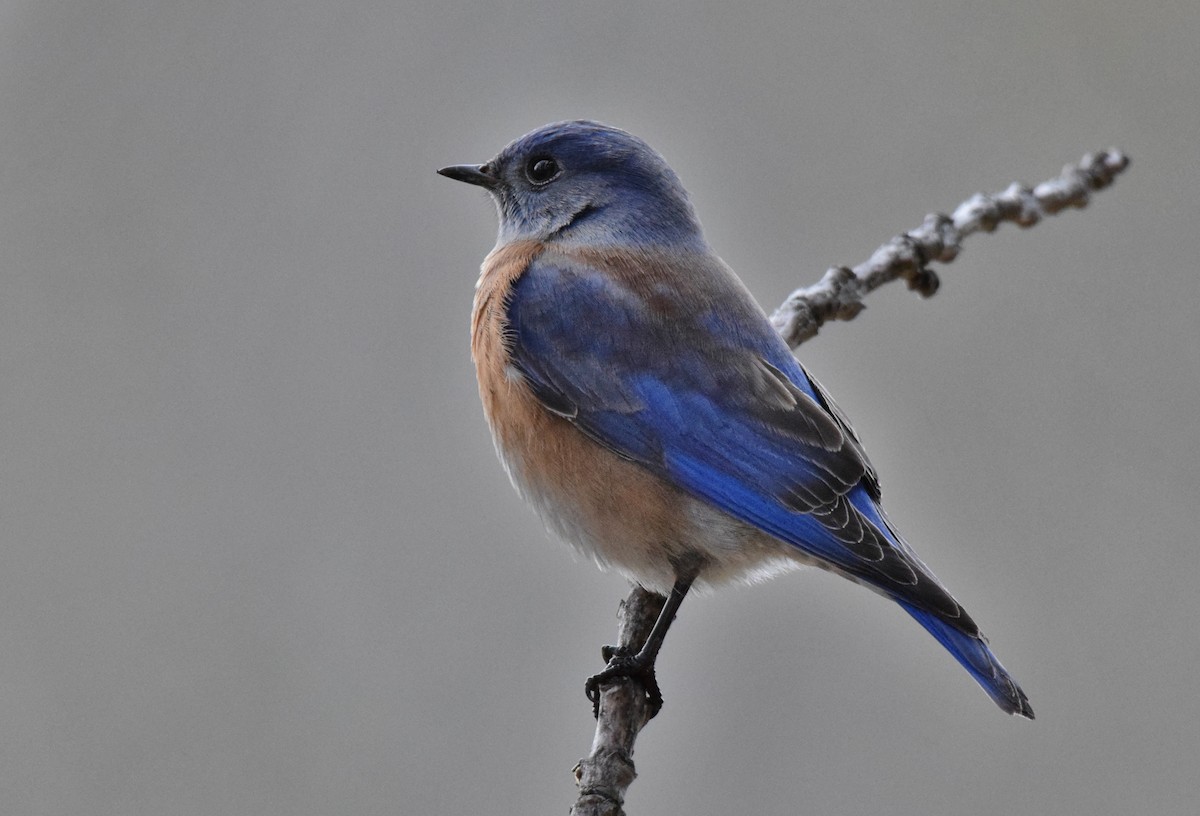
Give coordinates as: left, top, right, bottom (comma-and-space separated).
585, 652, 663, 720
600, 644, 629, 663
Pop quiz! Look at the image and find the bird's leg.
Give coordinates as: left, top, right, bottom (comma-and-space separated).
586, 557, 703, 720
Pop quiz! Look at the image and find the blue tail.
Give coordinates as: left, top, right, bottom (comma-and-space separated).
898, 601, 1034, 718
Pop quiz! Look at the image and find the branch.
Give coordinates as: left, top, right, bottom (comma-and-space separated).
571, 588, 665, 816
769, 148, 1130, 348
570, 148, 1129, 812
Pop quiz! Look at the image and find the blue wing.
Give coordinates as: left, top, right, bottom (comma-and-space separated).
508, 248, 1032, 716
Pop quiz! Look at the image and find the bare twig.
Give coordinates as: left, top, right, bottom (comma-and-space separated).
770, 149, 1130, 348
571, 148, 1129, 813
571, 588, 665, 816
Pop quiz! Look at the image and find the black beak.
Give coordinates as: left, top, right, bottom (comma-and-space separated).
437, 163, 499, 189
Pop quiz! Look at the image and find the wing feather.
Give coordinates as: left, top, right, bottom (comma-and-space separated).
506, 248, 974, 634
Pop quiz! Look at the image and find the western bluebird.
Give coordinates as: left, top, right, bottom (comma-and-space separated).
438, 120, 1033, 719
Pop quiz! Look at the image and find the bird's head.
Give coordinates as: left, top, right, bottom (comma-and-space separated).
439, 120, 707, 250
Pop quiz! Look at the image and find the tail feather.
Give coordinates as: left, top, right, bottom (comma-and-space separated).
898, 600, 1034, 719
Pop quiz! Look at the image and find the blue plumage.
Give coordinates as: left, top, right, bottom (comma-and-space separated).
507, 248, 1031, 716
442, 120, 1033, 718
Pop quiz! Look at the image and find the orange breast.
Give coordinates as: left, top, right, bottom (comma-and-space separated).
468, 241, 700, 590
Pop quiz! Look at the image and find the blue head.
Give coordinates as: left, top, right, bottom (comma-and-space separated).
439, 120, 708, 250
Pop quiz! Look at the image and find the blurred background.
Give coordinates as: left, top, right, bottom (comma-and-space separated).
2, 2, 1197, 814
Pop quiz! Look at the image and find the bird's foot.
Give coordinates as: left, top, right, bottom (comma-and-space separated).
585, 646, 663, 720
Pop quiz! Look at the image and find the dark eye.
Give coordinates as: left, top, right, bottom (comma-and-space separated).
525, 156, 560, 184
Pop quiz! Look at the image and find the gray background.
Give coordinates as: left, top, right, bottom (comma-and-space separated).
2, 2, 1197, 814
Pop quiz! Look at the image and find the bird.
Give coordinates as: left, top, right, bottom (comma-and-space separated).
438, 120, 1033, 720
